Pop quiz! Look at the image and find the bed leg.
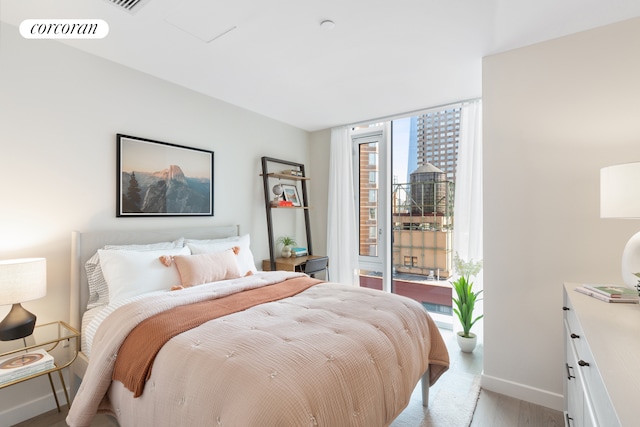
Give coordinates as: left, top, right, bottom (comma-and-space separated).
421, 367, 430, 408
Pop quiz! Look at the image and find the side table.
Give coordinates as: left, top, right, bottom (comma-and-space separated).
0, 321, 79, 412
262, 255, 327, 272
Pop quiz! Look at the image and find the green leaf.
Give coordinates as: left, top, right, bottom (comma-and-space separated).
450, 263, 482, 337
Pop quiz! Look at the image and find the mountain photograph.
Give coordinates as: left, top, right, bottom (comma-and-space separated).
121, 164, 211, 214
117, 134, 213, 216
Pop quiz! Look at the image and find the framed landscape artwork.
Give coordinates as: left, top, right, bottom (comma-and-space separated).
281, 184, 302, 207
116, 134, 214, 217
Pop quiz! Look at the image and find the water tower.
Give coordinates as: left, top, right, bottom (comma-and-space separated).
410, 163, 448, 215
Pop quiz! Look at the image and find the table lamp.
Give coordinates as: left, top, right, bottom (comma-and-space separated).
600, 162, 640, 289
0, 258, 47, 341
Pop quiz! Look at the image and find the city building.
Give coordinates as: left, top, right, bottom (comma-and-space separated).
414, 107, 461, 181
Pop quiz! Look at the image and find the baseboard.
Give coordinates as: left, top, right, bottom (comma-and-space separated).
0, 387, 68, 427
481, 373, 564, 412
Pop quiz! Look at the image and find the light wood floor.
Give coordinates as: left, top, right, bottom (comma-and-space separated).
14, 328, 564, 427
470, 389, 564, 427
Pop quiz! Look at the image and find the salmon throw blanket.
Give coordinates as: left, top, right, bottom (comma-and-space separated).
113, 276, 322, 397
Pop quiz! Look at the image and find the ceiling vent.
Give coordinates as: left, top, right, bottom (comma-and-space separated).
104, 0, 150, 14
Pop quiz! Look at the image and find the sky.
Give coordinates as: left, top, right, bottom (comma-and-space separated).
120, 137, 212, 179
392, 117, 411, 184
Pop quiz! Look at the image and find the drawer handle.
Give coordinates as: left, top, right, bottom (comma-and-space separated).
578, 360, 590, 367
565, 363, 575, 379
563, 306, 570, 311
570, 333, 580, 339
566, 413, 573, 426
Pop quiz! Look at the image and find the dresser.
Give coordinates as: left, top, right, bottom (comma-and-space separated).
563, 282, 639, 426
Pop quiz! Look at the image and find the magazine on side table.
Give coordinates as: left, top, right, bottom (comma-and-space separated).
0, 348, 54, 385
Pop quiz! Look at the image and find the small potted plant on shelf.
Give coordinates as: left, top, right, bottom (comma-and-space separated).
451, 253, 483, 353
277, 236, 297, 258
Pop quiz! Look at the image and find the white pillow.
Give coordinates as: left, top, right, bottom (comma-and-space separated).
187, 234, 257, 276
85, 238, 184, 309
98, 246, 190, 304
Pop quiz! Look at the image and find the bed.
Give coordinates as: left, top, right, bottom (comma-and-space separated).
67, 226, 449, 427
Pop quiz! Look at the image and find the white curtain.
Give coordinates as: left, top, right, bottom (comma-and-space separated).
327, 127, 359, 285
453, 100, 483, 332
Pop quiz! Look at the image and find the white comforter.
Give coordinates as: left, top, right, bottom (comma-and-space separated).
67, 272, 449, 427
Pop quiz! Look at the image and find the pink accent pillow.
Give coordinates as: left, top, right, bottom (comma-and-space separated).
172, 249, 242, 287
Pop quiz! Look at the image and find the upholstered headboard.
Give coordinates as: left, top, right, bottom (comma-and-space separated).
70, 225, 240, 329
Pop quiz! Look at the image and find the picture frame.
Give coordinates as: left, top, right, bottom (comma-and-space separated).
281, 184, 302, 207
116, 134, 214, 217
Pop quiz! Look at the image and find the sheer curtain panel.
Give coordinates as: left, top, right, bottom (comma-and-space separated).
327, 127, 359, 285
453, 100, 484, 332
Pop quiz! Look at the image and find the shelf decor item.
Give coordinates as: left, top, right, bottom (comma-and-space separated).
600, 162, 640, 288
280, 169, 303, 177
290, 247, 308, 257
281, 184, 302, 207
0, 258, 47, 341
451, 253, 483, 352
277, 236, 297, 258
271, 184, 284, 206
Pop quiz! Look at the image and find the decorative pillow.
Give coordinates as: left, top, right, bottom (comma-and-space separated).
171, 249, 242, 287
186, 234, 257, 276
98, 246, 189, 305
85, 238, 184, 309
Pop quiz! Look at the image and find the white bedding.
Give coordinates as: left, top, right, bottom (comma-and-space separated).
82, 292, 178, 357
80, 306, 104, 357
68, 272, 450, 427
80, 272, 277, 358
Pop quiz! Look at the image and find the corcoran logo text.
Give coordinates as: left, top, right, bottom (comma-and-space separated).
20, 19, 109, 39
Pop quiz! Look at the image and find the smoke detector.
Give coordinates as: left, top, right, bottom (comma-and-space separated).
320, 20, 335, 30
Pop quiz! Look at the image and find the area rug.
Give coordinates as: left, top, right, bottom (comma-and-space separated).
390, 369, 481, 427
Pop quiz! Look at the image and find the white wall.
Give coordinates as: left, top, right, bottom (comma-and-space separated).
308, 129, 331, 259
483, 17, 640, 410
0, 22, 313, 424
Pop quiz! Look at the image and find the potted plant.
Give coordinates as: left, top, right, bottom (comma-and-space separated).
277, 236, 297, 258
451, 253, 483, 353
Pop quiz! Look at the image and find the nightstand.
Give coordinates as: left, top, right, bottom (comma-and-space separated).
0, 321, 79, 412
262, 255, 327, 273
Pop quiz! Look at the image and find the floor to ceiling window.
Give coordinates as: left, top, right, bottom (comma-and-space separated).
353, 105, 468, 327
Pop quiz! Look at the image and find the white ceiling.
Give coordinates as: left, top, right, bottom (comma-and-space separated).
2, 0, 640, 131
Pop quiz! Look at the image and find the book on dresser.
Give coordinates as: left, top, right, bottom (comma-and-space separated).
0, 349, 54, 385
583, 284, 639, 298
575, 285, 640, 303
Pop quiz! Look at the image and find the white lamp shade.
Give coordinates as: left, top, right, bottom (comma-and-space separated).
0, 258, 47, 305
600, 162, 640, 218
600, 162, 640, 288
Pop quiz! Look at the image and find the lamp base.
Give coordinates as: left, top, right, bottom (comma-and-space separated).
0, 303, 36, 341
621, 231, 640, 290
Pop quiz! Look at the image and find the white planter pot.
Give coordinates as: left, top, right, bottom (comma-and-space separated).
281, 246, 292, 258
456, 332, 477, 353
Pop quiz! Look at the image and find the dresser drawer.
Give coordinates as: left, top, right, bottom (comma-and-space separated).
578, 350, 619, 426
563, 290, 621, 427
564, 319, 599, 427
565, 321, 596, 426
564, 307, 589, 367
